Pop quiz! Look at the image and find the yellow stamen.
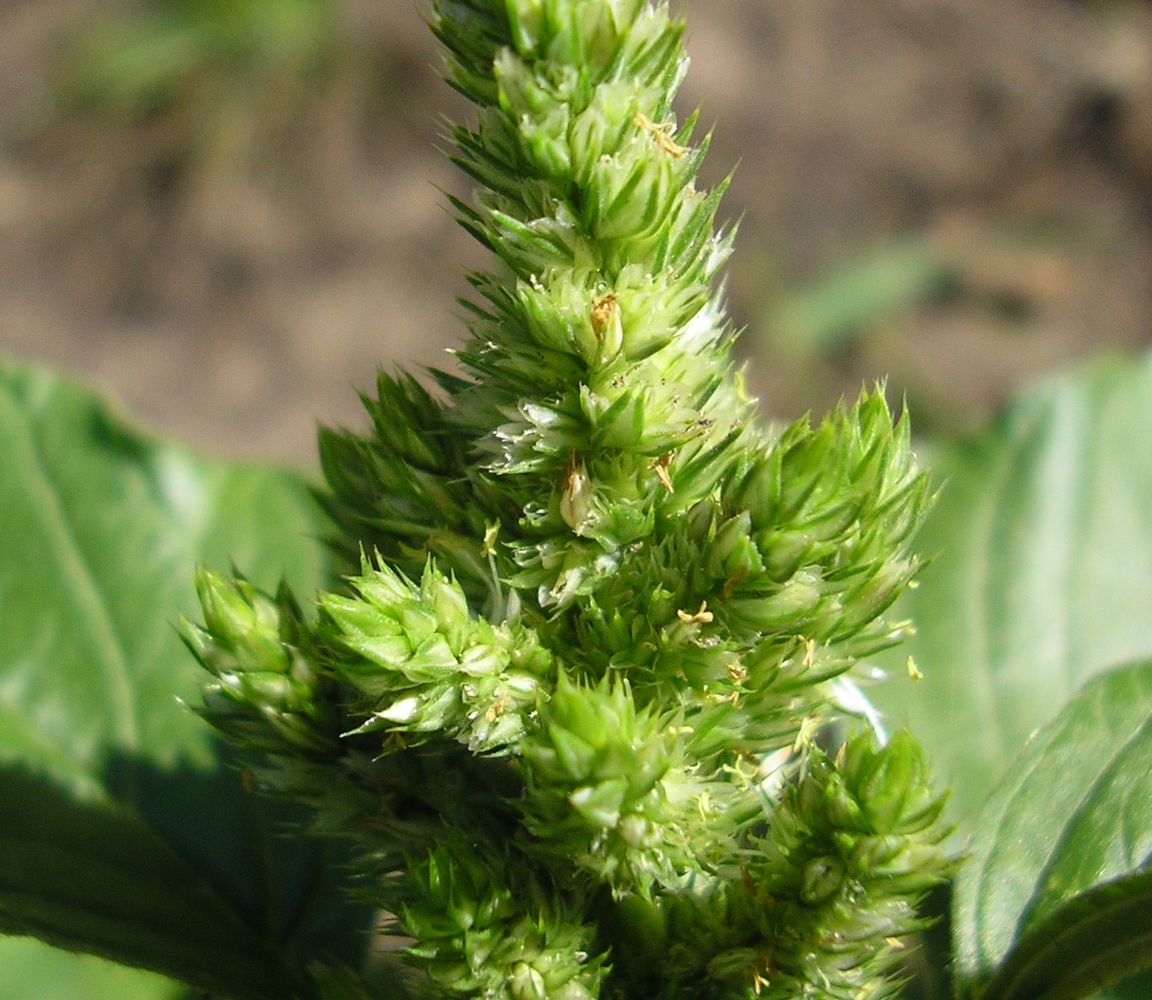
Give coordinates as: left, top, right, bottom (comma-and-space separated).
634, 112, 689, 158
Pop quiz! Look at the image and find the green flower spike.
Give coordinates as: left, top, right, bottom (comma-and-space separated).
187, 0, 957, 996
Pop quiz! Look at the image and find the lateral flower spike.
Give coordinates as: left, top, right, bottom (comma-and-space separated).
320, 555, 555, 755
182, 569, 340, 757
518, 673, 730, 898
724, 731, 956, 999
187, 0, 956, 996
401, 837, 607, 999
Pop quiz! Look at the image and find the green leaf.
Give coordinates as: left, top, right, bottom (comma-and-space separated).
1096, 967, 1152, 1000
0, 767, 304, 997
0, 357, 367, 997
0, 936, 187, 1000
871, 352, 1152, 827
952, 659, 1152, 1000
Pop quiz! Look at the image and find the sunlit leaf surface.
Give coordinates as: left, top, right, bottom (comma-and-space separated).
0, 358, 366, 998
952, 660, 1152, 999
872, 352, 1152, 827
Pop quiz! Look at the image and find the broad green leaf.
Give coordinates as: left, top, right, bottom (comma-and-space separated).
871, 352, 1152, 826
953, 659, 1152, 999
0, 358, 367, 997
0, 936, 187, 1000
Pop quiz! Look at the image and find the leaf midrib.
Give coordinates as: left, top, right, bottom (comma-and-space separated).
16, 391, 139, 753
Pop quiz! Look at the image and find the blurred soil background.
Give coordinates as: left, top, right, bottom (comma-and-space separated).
2, 0, 1152, 462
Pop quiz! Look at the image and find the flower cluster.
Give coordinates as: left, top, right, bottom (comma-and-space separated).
728, 731, 953, 999
321, 558, 555, 754
519, 673, 719, 897
188, 0, 955, 996
401, 840, 606, 1000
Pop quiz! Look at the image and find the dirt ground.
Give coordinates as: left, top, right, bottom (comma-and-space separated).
2, 0, 1151, 463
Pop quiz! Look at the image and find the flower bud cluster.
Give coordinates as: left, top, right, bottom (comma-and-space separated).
183, 569, 339, 757
718, 392, 927, 652
181, 571, 396, 834
321, 557, 555, 755
435, 0, 752, 613
722, 731, 955, 998
552, 389, 926, 768
318, 371, 506, 605
400, 839, 606, 1000
519, 674, 714, 896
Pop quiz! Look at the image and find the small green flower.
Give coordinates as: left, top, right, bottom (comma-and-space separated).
729, 731, 956, 999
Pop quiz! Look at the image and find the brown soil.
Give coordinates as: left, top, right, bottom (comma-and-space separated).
3, 0, 1151, 462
